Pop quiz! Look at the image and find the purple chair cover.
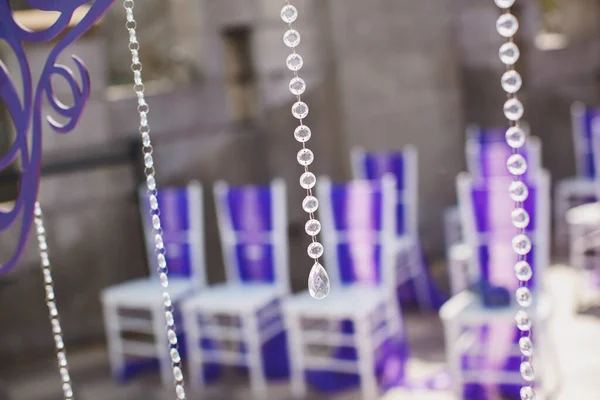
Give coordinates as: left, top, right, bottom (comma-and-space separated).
307, 179, 410, 393
460, 178, 542, 398
217, 183, 289, 380
574, 105, 600, 179
358, 150, 446, 309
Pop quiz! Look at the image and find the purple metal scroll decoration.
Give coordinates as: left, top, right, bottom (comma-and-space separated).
0, 0, 115, 274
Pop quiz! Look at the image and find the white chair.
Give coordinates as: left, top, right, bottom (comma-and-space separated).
440, 171, 560, 398
181, 179, 289, 399
101, 182, 205, 385
351, 146, 433, 308
555, 102, 599, 249
283, 176, 404, 400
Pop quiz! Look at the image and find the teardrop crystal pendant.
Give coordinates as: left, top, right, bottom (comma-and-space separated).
308, 262, 330, 299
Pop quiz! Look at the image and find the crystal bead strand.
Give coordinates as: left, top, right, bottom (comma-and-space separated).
34, 203, 74, 400
123, 2, 186, 398
281, 1, 330, 299
494, 1, 536, 399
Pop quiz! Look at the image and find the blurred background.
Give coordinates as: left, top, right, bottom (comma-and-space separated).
0, 0, 600, 399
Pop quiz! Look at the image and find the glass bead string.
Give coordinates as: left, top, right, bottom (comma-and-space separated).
281, 1, 330, 299
124, 1, 187, 398
494, 1, 536, 399
34, 202, 74, 400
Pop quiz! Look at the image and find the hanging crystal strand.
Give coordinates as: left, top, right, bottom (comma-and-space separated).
494, 1, 535, 399
123, 2, 186, 398
281, 1, 330, 299
34, 203, 74, 400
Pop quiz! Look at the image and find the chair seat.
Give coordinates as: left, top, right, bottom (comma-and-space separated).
182, 283, 281, 314
566, 201, 600, 227
283, 284, 387, 318
101, 277, 195, 308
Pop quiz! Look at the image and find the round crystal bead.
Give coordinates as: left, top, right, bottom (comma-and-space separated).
292, 101, 309, 119
303, 196, 319, 213
509, 180, 529, 201
516, 287, 533, 307
515, 261, 533, 281
499, 42, 520, 65
515, 310, 531, 331
307, 242, 324, 259
283, 29, 301, 47
512, 234, 532, 255
520, 361, 535, 382
286, 53, 304, 71
294, 125, 311, 142
496, 13, 519, 37
501, 70, 522, 94
506, 126, 526, 148
305, 219, 321, 236
511, 208, 530, 229
507, 154, 527, 175
504, 98, 524, 121
308, 262, 330, 299
297, 149, 314, 166
519, 336, 534, 356
281, 5, 298, 23
300, 172, 316, 189
290, 77, 306, 95
520, 386, 536, 400
494, 0, 515, 8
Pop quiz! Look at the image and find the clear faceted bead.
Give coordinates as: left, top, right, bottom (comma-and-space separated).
303, 196, 319, 213
499, 42, 520, 65
308, 262, 330, 299
515, 310, 531, 331
297, 149, 314, 166
295, 125, 312, 142
515, 261, 533, 281
281, 5, 298, 23
158, 253, 167, 268
173, 366, 183, 381
496, 14, 519, 37
147, 175, 156, 190
63, 383, 73, 398
144, 153, 153, 168
516, 287, 533, 307
520, 361, 535, 382
165, 311, 175, 326
509, 180, 529, 201
160, 272, 169, 287
507, 154, 527, 176
504, 98, 524, 121
305, 219, 322, 236
150, 195, 159, 210
300, 172, 316, 189
511, 208, 530, 229
163, 292, 172, 307
519, 336, 534, 356
289, 77, 306, 95
512, 234, 532, 255
283, 29, 301, 48
170, 348, 181, 363
501, 70, 522, 94
286, 53, 304, 71
494, 0, 516, 8
307, 242, 324, 259
292, 101, 309, 119
167, 329, 178, 345
520, 386, 536, 400
506, 126, 526, 148
176, 384, 186, 400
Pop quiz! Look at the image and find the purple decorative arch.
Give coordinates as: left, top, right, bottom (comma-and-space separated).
0, 0, 115, 274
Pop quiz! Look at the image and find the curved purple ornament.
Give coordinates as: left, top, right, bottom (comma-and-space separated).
0, 0, 115, 274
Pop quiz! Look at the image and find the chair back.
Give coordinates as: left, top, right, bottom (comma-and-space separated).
571, 102, 600, 178
350, 146, 418, 238
456, 171, 550, 293
317, 176, 397, 293
214, 179, 289, 294
139, 182, 206, 288
465, 124, 541, 181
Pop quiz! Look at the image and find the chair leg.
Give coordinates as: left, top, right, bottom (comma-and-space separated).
410, 242, 432, 310
183, 310, 205, 389
285, 312, 306, 399
152, 307, 174, 387
243, 312, 268, 399
354, 316, 378, 400
442, 317, 462, 399
102, 302, 125, 379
